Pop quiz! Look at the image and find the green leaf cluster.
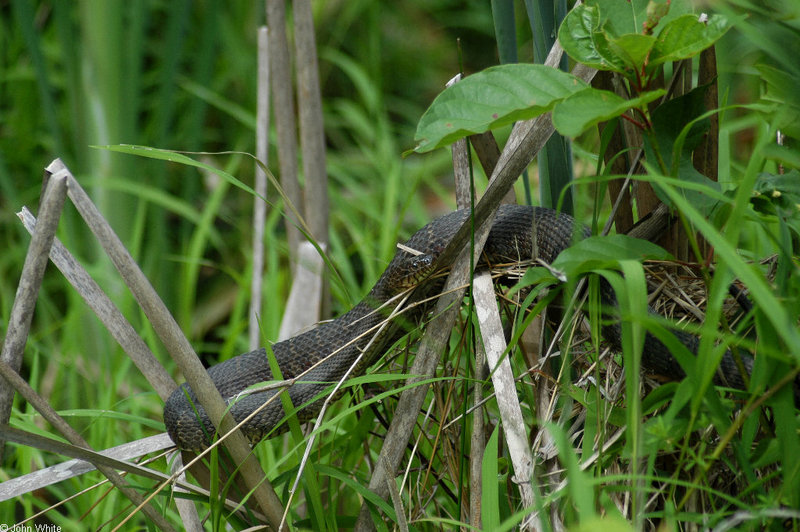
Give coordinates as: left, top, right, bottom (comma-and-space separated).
559, 0, 730, 86
413, 63, 665, 151
414, 1, 731, 151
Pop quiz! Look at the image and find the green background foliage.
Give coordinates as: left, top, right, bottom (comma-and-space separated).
1, 0, 799, 529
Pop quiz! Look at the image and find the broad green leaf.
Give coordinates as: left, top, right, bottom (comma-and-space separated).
756, 64, 800, 138
649, 157, 722, 214
649, 85, 711, 167
558, 4, 631, 73
558, 4, 609, 70
516, 265, 560, 287
586, 0, 693, 36
551, 234, 671, 275
413, 64, 587, 152
560, 2, 704, 75
552, 87, 665, 138
590, 29, 633, 73
607, 33, 657, 71
587, 0, 650, 35
753, 170, 800, 199
643, 87, 723, 214
757, 65, 800, 109
649, 14, 731, 67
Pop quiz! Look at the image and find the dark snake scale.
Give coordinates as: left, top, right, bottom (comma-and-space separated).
164, 205, 759, 450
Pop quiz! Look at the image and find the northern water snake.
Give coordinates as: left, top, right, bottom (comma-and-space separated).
164, 204, 756, 450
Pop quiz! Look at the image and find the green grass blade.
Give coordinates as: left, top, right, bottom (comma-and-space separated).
481, 425, 501, 530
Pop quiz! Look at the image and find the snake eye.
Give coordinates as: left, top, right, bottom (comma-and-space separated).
410, 254, 434, 271
395, 254, 435, 290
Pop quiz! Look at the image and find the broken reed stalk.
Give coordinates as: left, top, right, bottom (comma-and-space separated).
18, 204, 201, 527
0, 420, 178, 532
1, 172, 177, 531
43, 159, 286, 529
354, 203, 498, 531
293, 0, 329, 247
448, 102, 487, 527
266, 0, 303, 260
17, 207, 177, 400
0, 170, 68, 453
249, 25, 270, 351
0, 433, 174, 501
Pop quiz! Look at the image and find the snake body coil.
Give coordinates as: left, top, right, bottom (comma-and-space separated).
164, 205, 753, 450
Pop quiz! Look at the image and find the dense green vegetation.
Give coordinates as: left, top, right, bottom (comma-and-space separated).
1, 0, 798, 530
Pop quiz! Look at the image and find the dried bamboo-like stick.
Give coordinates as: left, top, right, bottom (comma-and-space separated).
17, 207, 176, 400
449, 85, 538, 528
473, 280, 540, 530
448, 96, 488, 527
0, 171, 177, 530
0, 415, 178, 532
0, 432, 174, 499
250, 25, 270, 351
52, 159, 286, 529
293, 0, 329, 246
0, 170, 68, 455
355, 210, 495, 531
266, 0, 303, 260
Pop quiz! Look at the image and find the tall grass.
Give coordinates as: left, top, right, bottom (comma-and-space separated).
1, 1, 798, 530
1, 0, 460, 527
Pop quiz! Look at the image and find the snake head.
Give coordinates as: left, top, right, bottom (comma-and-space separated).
399, 254, 436, 289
